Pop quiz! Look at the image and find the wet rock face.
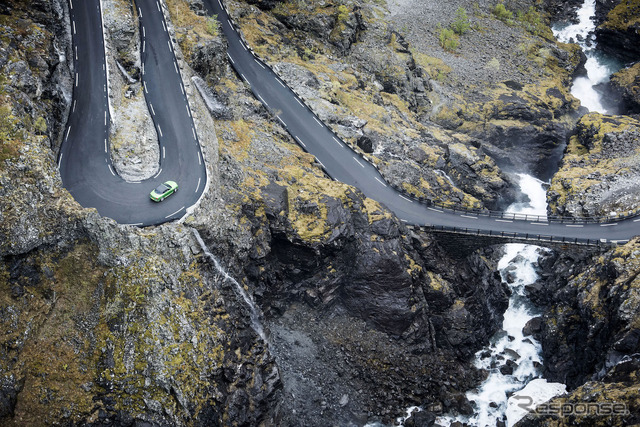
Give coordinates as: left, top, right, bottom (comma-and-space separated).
611, 62, 640, 114
543, 0, 586, 23
595, 0, 640, 63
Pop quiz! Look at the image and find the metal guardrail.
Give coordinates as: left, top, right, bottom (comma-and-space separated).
217, 1, 640, 233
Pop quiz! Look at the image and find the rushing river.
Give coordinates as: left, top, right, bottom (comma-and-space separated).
552, 0, 622, 114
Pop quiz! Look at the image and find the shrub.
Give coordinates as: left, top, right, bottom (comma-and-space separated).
206, 15, 219, 36
337, 5, 349, 23
492, 3, 513, 22
439, 27, 459, 52
517, 6, 544, 36
34, 116, 47, 134
451, 7, 470, 35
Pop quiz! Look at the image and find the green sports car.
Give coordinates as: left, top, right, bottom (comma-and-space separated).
150, 180, 178, 202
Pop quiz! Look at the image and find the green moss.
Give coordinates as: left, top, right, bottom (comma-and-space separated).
600, 0, 640, 31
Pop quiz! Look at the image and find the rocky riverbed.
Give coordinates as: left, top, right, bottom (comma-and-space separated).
1, 0, 640, 425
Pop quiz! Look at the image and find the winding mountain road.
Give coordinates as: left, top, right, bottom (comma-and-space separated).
58, 0, 639, 244
201, 0, 639, 245
59, 0, 206, 226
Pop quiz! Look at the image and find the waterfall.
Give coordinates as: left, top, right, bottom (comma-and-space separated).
552, 0, 622, 114
435, 174, 566, 427
192, 229, 267, 342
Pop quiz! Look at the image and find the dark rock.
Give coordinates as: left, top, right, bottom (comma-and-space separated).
522, 316, 543, 337
403, 410, 436, 427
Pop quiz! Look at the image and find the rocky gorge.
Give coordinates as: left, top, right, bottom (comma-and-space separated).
0, 0, 640, 426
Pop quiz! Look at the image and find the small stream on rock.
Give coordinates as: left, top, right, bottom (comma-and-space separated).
552, 0, 622, 114
192, 229, 268, 342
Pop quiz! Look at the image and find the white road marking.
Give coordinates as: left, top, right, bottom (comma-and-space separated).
375, 177, 387, 187
158, 125, 163, 137
156, 1, 161, 12
192, 128, 197, 140
180, 84, 185, 95
296, 98, 305, 108
241, 73, 248, 82
399, 195, 413, 203
565, 224, 584, 228
186, 104, 191, 117
353, 157, 365, 168
104, 138, 107, 153
196, 178, 201, 192
66, 126, 71, 140
495, 219, 513, 223
600, 223, 618, 227
277, 116, 285, 127
69, 0, 73, 9
428, 207, 443, 213
460, 215, 478, 220
162, 21, 166, 32
73, 100, 76, 112
634, 218, 640, 222
143, 40, 146, 52
255, 60, 265, 69
168, 40, 172, 51
75, 46, 78, 60
294, 136, 306, 148
75, 73, 78, 87
139, 8, 142, 18
143, 27, 145, 37
218, 0, 223, 9
401, 219, 408, 223
316, 159, 326, 169
108, 165, 116, 176
73, 21, 76, 35
126, 223, 144, 227
257, 94, 268, 106
228, 54, 235, 64
174, 62, 179, 73
144, 81, 148, 93
333, 136, 342, 146
198, 152, 202, 165
314, 117, 323, 126
530, 222, 549, 226
228, 19, 232, 27
154, 168, 162, 178
58, 152, 63, 167
162, 147, 165, 159
104, 111, 107, 125
150, 103, 155, 115
166, 207, 185, 219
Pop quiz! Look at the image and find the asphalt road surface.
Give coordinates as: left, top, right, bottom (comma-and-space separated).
201, 0, 639, 245
59, 0, 206, 226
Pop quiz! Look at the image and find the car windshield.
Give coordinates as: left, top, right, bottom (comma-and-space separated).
154, 184, 169, 193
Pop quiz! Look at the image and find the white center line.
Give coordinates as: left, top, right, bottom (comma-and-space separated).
195, 177, 201, 192
530, 222, 549, 226
166, 207, 185, 219
600, 223, 618, 227
565, 224, 584, 228
495, 219, 513, 223
158, 125, 163, 137
150, 103, 155, 116
460, 215, 478, 219
375, 177, 387, 187
108, 165, 116, 176
353, 157, 365, 168
399, 195, 414, 203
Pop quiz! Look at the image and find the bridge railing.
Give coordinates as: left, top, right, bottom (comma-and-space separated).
423, 225, 618, 247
